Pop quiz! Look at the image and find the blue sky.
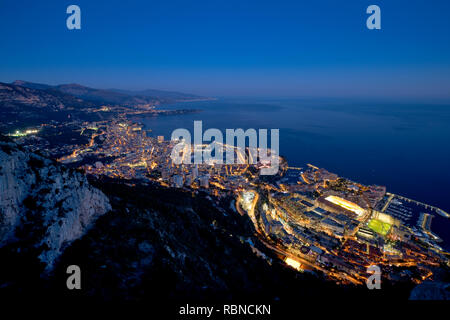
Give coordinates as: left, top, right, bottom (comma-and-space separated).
0, 0, 449, 99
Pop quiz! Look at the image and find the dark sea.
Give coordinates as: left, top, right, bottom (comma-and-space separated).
136, 97, 450, 250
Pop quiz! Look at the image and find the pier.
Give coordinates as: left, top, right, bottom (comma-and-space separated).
386, 192, 449, 218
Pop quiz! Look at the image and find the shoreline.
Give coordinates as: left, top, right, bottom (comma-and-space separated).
157, 97, 218, 108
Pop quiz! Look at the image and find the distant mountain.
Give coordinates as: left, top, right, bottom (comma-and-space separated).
0, 81, 209, 131
1, 82, 90, 111
11, 81, 157, 106
12, 80, 209, 106
12, 80, 53, 90
111, 88, 204, 101
0, 82, 100, 128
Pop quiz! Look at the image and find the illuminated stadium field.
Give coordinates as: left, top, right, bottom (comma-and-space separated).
368, 219, 392, 236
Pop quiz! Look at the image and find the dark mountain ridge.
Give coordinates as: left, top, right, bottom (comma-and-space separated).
0, 80, 208, 131
11, 80, 207, 106
0, 82, 100, 130
110, 88, 204, 101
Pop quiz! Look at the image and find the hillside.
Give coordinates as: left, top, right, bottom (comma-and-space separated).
0, 139, 414, 304
0, 136, 111, 272
12, 80, 208, 106
0, 82, 93, 112
0, 81, 207, 132
0, 82, 100, 129
110, 88, 205, 102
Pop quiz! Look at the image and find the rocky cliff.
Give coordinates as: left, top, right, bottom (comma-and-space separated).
0, 136, 111, 269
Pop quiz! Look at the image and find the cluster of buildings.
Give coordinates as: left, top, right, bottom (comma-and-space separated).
51, 120, 256, 196
21, 118, 448, 288
239, 165, 449, 286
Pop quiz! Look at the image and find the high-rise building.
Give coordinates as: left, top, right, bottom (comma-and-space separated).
192, 165, 198, 179
171, 174, 184, 188
199, 174, 209, 188
185, 174, 194, 186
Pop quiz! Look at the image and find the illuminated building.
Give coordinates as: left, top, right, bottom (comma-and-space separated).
192, 165, 198, 179
185, 174, 194, 186
171, 174, 184, 188
7, 128, 39, 137
325, 195, 366, 216
284, 257, 302, 271
199, 175, 209, 188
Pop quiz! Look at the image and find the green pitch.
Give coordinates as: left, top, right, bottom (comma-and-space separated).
368, 219, 391, 236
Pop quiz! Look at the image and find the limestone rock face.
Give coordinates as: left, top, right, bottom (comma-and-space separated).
0, 138, 111, 269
